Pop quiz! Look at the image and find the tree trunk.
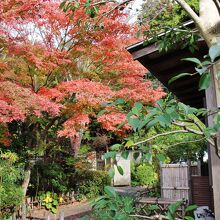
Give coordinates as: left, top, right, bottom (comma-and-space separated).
70, 129, 83, 156
21, 163, 33, 220
21, 164, 32, 197
194, 0, 220, 155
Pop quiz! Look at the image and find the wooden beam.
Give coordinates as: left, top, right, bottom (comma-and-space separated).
131, 44, 159, 60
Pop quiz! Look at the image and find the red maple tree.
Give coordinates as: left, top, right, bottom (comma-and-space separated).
0, 0, 165, 150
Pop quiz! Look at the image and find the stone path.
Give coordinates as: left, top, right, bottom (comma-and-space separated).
29, 202, 91, 220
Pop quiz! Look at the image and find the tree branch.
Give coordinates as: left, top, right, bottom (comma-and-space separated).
213, 0, 220, 15
133, 130, 189, 146
129, 214, 182, 220
172, 121, 215, 146
168, 138, 206, 148
172, 122, 204, 135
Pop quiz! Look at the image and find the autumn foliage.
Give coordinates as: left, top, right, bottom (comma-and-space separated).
0, 0, 165, 145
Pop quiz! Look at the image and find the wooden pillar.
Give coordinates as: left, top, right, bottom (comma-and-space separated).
205, 67, 220, 218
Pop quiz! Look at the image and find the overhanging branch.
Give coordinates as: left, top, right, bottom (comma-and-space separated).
133, 130, 189, 146
168, 137, 206, 148
213, 0, 220, 15
174, 0, 202, 30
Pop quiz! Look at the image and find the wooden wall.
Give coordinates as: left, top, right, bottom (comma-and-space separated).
191, 176, 213, 210
160, 164, 190, 202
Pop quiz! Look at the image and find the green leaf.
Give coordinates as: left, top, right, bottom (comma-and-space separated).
145, 153, 152, 162
116, 165, 124, 175
167, 211, 174, 220
53, 200, 58, 206
202, 60, 212, 65
168, 73, 192, 84
110, 144, 121, 151
209, 44, 220, 62
46, 192, 51, 196
125, 140, 134, 147
128, 118, 141, 131
178, 102, 189, 114
92, 197, 108, 209
168, 201, 182, 216
146, 118, 158, 129
199, 73, 211, 90
108, 167, 115, 178
117, 120, 127, 129
78, 215, 90, 220
148, 204, 160, 210
187, 107, 198, 114
103, 151, 117, 160
195, 67, 207, 75
157, 113, 171, 127
185, 217, 194, 220
51, 207, 57, 214
156, 154, 166, 162
109, 203, 117, 211
215, 114, 220, 123
93, 5, 99, 13
114, 98, 125, 105
133, 152, 140, 160
114, 213, 128, 220
169, 111, 180, 120
101, 101, 111, 107
185, 204, 198, 213
104, 186, 117, 197
132, 107, 140, 116
97, 109, 106, 116
59, 1, 66, 9
131, 103, 142, 116
182, 57, 202, 66
75, 1, 79, 8
121, 151, 129, 159
46, 203, 52, 209
134, 102, 143, 111
156, 99, 163, 107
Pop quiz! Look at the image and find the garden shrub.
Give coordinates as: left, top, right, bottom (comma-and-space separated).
29, 161, 69, 195
74, 170, 111, 200
0, 151, 23, 219
29, 155, 110, 201
91, 186, 135, 220
131, 162, 158, 187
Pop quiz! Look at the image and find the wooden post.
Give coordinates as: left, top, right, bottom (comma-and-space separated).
21, 202, 26, 220
160, 163, 164, 198
206, 66, 220, 218
187, 160, 192, 204
197, 161, 201, 176
44, 212, 50, 220
59, 211, 64, 220
12, 212, 16, 220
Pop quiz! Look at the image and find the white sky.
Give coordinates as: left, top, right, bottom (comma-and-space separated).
125, 0, 144, 23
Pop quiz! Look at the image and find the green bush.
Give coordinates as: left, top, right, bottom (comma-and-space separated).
29, 161, 69, 195
91, 186, 135, 220
131, 162, 158, 187
75, 170, 111, 200
0, 151, 23, 219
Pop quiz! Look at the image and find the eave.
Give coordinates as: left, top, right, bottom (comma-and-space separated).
127, 40, 208, 109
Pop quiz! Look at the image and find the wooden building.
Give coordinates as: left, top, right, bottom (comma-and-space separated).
127, 37, 220, 218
